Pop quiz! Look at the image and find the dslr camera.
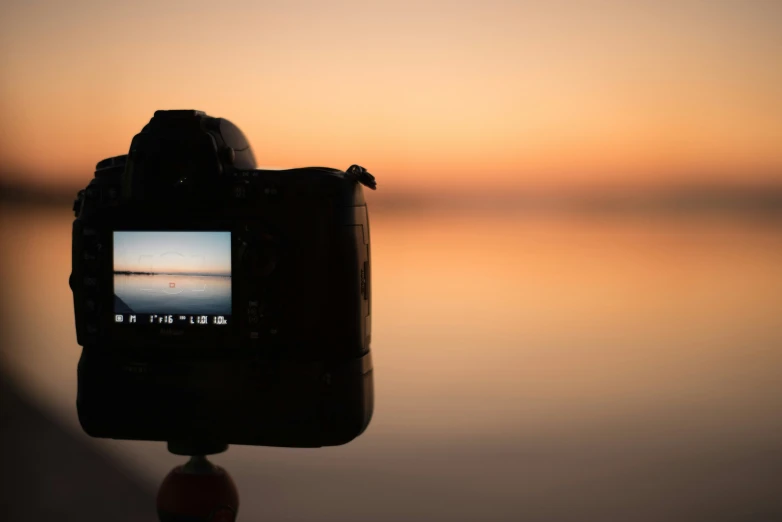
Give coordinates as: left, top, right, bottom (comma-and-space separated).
69, 110, 376, 450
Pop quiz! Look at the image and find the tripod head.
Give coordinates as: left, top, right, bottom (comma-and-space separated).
157, 443, 238, 522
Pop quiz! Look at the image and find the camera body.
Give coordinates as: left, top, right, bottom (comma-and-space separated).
70, 110, 375, 448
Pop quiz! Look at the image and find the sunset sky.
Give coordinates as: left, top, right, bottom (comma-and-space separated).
0, 0, 780, 195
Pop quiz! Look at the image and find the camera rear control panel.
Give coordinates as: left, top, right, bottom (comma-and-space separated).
75, 224, 110, 344
234, 221, 281, 347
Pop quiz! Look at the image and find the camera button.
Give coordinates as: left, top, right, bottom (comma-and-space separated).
233, 185, 247, 199
247, 300, 262, 325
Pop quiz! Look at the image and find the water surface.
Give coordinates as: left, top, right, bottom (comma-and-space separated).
1, 203, 781, 521
114, 273, 231, 315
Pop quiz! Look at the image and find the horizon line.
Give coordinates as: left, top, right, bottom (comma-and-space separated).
114, 270, 230, 276
5, 179, 782, 216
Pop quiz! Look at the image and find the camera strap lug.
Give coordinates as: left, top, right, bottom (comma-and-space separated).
345, 165, 377, 190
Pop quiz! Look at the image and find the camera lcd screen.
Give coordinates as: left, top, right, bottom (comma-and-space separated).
112, 231, 232, 326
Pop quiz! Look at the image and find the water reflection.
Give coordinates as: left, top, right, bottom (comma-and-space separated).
114, 273, 232, 315
1, 203, 781, 521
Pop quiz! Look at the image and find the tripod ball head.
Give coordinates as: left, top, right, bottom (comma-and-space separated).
157, 455, 239, 522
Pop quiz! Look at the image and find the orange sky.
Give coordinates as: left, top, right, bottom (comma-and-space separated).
0, 1, 780, 194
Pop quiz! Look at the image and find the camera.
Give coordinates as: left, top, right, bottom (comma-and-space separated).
69, 110, 376, 449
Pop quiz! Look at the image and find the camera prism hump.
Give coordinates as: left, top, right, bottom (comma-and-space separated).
69, 110, 375, 448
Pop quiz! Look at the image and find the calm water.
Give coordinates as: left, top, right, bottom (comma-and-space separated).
1, 202, 781, 521
114, 273, 232, 315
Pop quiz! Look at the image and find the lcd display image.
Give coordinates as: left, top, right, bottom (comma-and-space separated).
113, 231, 231, 325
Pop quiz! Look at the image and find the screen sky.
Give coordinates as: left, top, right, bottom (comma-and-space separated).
113, 231, 232, 276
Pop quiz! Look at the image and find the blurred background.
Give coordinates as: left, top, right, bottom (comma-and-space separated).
1, 1, 781, 520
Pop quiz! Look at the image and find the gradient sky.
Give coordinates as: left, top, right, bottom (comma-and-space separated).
1, 0, 780, 194
113, 231, 231, 275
